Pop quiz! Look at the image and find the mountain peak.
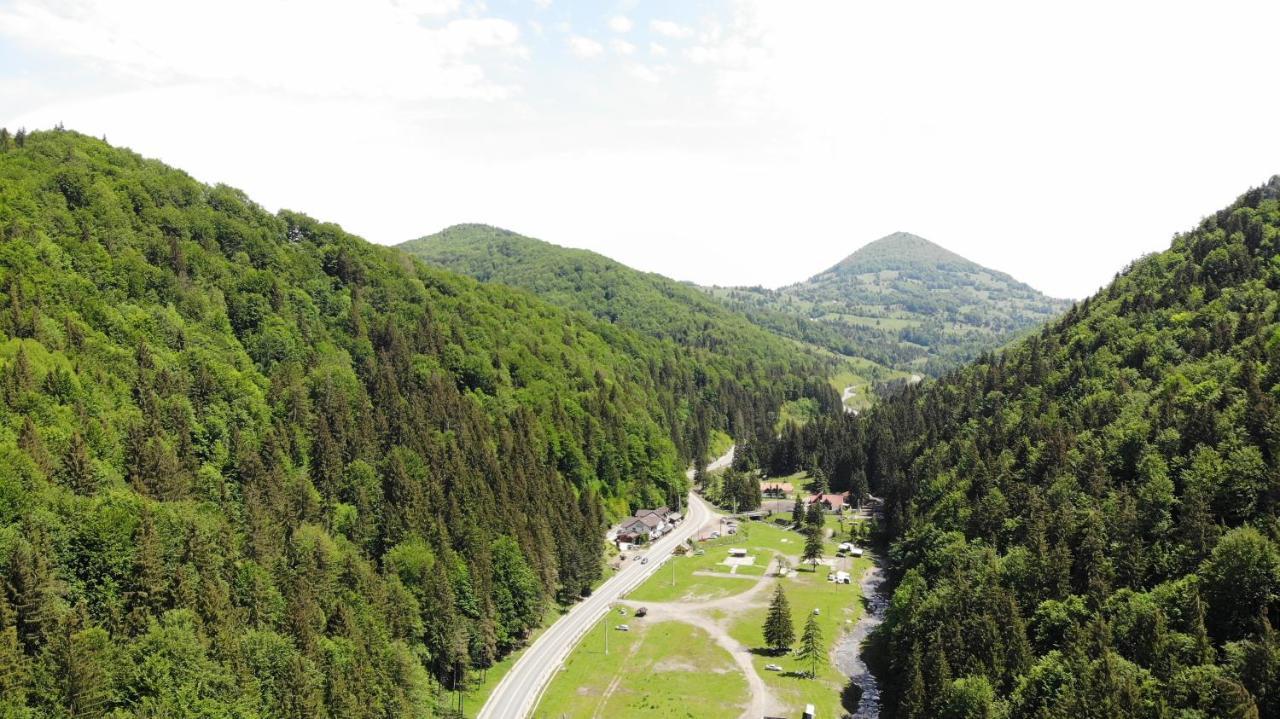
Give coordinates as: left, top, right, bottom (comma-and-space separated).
825, 231, 975, 276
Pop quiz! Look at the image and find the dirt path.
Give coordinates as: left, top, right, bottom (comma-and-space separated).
619, 557, 785, 718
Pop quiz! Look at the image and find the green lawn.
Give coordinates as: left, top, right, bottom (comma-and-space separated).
625, 522, 820, 603
537, 514, 876, 719
728, 542, 873, 717
534, 618, 748, 719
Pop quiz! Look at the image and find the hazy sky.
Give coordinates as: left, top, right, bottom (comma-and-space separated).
4, 0, 1279, 299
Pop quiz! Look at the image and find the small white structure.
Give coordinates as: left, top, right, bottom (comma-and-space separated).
834, 570, 851, 584
728, 548, 747, 558
838, 542, 864, 557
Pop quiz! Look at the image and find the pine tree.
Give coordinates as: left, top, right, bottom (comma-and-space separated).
46, 606, 110, 718
805, 499, 823, 527
802, 527, 824, 571
763, 584, 795, 654
791, 494, 805, 525
796, 612, 824, 678
58, 432, 97, 495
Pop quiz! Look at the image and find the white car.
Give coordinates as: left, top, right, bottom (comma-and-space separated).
616, 624, 630, 631
764, 664, 782, 672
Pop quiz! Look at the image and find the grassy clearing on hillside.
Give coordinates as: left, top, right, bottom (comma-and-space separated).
707, 429, 734, 462
534, 619, 747, 719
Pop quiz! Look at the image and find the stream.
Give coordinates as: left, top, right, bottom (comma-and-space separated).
834, 558, 888, 718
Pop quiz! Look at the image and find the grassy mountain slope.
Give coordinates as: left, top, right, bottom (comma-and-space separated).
706, 231, 1072, 376
402, 224, 862, 448
844, 178, 1280, 717
0, 129, 798, 717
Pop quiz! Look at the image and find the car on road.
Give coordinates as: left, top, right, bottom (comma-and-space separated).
640, 557, 649, 564
764, 664, 782, 672
616, 624, 629, 631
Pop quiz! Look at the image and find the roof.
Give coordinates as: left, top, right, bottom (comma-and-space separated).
808, 493, 848, 508
637, 514, 663, 529
619, 518, 649, 533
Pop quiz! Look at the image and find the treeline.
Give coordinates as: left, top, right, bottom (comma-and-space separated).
846, 177, 1280, 717
0, 130, 823, 717
401, 224, 842, 473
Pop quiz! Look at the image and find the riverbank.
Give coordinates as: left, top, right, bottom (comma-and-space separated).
834, 553, 888, 717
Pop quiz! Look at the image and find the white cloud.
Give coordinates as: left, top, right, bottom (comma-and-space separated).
610, 39, 636, 56
6, 1, 1280, 301
0, 0, 523, 101
393, 0, 459, 15
608, 15, 633, 33
650, 19, 694, 39
532, 0, 552, 8
568, 35, 604, 59
627, 64, 661, 83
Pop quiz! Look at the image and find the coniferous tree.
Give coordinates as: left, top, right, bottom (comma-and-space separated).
796, 612, 824, 678
802, 527, 824, 571
763, 584, 795, 654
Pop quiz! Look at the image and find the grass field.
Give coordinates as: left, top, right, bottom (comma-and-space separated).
728, 551, 873, 718
532, 499, 876, 719
534, 618, 748, 718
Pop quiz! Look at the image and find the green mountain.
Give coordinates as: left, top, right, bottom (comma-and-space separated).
0, 129, 826, 716
776, 177, 1280, 716
706, 231, 1073, 376
401, 224, 866, 442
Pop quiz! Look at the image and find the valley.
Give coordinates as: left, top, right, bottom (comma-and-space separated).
4, 125, 1280, 719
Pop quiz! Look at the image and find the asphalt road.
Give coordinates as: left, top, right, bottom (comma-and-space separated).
477, 451, 729, 719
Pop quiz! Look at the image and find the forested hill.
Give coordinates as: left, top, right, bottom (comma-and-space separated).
0, 129, 808, 716
705, 231, 1072, 375
402, 224, 846, 456
845, 177, 1280, 717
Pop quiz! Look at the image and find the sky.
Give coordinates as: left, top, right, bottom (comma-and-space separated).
3, 1, 1280, 299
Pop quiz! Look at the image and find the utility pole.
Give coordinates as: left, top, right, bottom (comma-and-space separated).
604, 611, 609, 656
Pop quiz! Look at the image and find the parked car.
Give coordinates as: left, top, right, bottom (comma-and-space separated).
635, 607, 648, 617
764, 664, 782, 672
616, 624, 630, 631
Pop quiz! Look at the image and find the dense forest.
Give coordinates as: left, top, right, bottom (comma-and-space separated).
706, 232, 1072, 376
402, 223, 843, 466
780, 177, 1280, 717
0, 129, 830, 717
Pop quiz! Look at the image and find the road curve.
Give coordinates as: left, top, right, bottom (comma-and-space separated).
478, 450, 729, 719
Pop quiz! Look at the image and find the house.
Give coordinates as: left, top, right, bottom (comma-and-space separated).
762, 482, 793, 498
616, 517, 651, 544
806, 493, 848, 512
634, 507, 676, 536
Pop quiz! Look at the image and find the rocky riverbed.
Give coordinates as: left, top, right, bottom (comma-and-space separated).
834, 559, 888, 718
